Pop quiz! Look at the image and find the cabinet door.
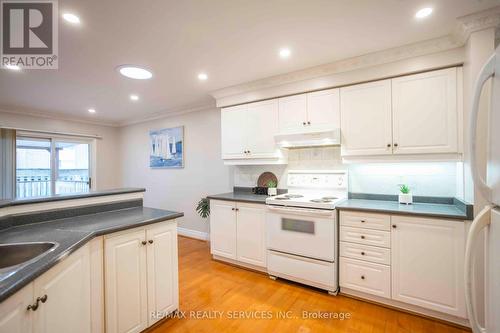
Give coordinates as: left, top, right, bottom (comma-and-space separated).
209, 200, 237, 259
340, 80, 393, 156
105, 229, 148, 333
391, 216, 466, 317
0, 284, 33, 333
33, 245, 91, 333
392, 68, 457, 154
278, 94, 307, 133
306, 89, 340, 131
246, 100, 279, 158
221, 105, 248, 159
236, 203, 267, 267
146, 222, 179, 326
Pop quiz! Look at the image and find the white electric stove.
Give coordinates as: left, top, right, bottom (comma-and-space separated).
265, 170, 348, 295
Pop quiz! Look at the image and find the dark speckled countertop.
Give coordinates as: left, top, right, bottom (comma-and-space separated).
207, 187, 281, 204
0, 206, 183, 302
336, 193, 473, 221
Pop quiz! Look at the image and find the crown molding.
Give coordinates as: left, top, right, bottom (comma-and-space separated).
118, 102, 216, 127
210, 35, 462, 103
0, 107, 120, 127
211, 7, 500, 106
453, 6, 500, 45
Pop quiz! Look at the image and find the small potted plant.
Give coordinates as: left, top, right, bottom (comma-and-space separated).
398, 184, 413, 205
196, 198, 210, 218
267, 180, 278, 196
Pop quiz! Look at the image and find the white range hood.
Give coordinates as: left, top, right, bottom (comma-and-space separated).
274, 129, 340, 148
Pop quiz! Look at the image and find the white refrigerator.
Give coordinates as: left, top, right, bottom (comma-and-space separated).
465, 45, 500, 333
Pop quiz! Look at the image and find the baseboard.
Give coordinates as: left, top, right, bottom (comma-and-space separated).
177, 227, 209, 241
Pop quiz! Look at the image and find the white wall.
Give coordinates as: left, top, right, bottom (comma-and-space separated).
234, 147, 459, 197
0, 110, 122, 190
119, 108, 233, 233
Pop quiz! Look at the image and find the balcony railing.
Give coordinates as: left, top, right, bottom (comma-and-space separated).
16, 178, 90, 199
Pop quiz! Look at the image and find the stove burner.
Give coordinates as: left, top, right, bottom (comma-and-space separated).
284, 194, 304, 198
322, 196, 338, 200
310, 199, 333, 203
274, 197, 290, 200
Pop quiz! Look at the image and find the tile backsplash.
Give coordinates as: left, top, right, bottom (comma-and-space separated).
233, 147, 460, 197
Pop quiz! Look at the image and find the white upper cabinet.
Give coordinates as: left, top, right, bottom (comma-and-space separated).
278, 94, 307, 133
392, 68, 458, 154
340, 68, 460, 158
278, 89, 340, 134
221, 100, 281, 162
340, 80, 393, 156
246, 100, 279, 158
391, 215, 466, 318
306, 89, 340, 132
221, 104, 249, 159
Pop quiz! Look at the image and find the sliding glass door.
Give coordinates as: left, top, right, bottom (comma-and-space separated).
16, 136, 92, 199
55, 141, 90, 194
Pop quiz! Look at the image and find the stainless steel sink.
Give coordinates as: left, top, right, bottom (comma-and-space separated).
0, 242, 58, 271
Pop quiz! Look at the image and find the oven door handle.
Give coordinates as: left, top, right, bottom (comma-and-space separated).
266, 205, 334, 217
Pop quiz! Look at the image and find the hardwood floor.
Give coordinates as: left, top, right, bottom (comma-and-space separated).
151, 236, 470, 333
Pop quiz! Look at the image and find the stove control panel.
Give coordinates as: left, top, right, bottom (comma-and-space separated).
287, 171, 347, 189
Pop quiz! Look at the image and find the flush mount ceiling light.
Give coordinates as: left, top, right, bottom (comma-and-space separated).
415, 7, 433, 19
279, 48, 291, 59
198, 72, 208, 81
117, 65, 153, 80
88, 108, 96, 114
62, 13, 80, 24
130, 94, 139, 101
5, 64, 21, 71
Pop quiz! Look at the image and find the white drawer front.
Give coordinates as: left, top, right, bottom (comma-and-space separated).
340, 242, 391, 265
340, 211, 391, 231
267, 251, 336, 290
340, 257, 391, 298
340, 226, 391, 248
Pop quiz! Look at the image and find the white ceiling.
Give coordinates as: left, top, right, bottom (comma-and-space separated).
0, 0, 499, 126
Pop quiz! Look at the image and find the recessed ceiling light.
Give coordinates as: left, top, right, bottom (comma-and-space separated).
4, 64, 21, 71
130, 94, 139, 101
88, 108, 96, 114
198, 73, 208, 81
415, 7, 433, 19
62, 13, 80, 24
279, 48, 291, 59
117, 65, 153, 80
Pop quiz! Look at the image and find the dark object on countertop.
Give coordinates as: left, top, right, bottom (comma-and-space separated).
257, 172, 278, 187
252, 186, 268, 195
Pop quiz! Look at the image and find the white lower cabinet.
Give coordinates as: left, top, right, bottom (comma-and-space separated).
339, 210, 466, 320
391, 215, 466, 318
210, 200, 266, 268
0, 220, 178, 333
340, 257, 391, 298
104, 229, 148, 333
0, 284, 33, 333
0, 244, 91, 333
104, 221, 179, 333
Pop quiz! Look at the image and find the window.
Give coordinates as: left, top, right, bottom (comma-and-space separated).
16, 135, 92, 199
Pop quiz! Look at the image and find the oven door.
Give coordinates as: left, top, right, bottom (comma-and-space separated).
266, 205, 336, 262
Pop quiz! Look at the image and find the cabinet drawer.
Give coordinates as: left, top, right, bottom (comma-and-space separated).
340, 257, 391, 299
340, 211, 391, 231
340, 241, 391, 265
340, 226, 390, 248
